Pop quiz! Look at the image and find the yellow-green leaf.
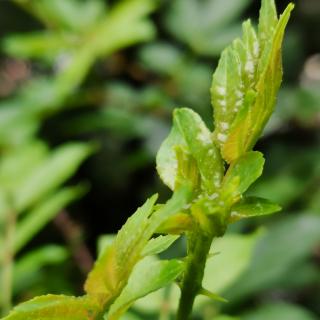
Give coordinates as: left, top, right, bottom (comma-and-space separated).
221, 151, 265, 204
174, 108, 224, 193
108, 258, 184, 320
156, 122, 187, 190
229, 196, 281, 223
221, 3, 294, 162
2, 295, 102, 320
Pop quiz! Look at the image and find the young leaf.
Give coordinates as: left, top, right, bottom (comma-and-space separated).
84, 194, 158, 300
221, 3, 294, 162
229, 197, 281, 223
84, 187, 190, 304
113, 194, 158, 271
221, 151, 265, 203
108, 258, 184, 320
174, 108, 224, 193
211, 47, 243, 149
142, 235, 180, 257
1, 295, 102, 320
156, 213, 194, 234
156, 121, 187, 190
258, 0, 278, 51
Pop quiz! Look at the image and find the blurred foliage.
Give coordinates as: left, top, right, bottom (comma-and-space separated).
0, 0, 319, 319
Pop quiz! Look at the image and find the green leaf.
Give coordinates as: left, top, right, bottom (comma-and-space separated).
97, 234, 116, 257
243, 302, 317, 320
225, 214, 320, 302
146, 187, 192, 238
84, 194, 158, 299
174, 108, 223, 193
211, 46, 243, 149
202, 232, 262, 294
13, 185, 86, 254
156, 121, 187, 190
113, 194, 158, 275
2, 32, 75, 60
85, 187, 190, 305
108, 258, 184, 319
14, 143, 93, 212
138, 42, 184, 75
221, 3, 294, 162
156, 213, 194, 234
1, 295, 102, 320
14, 0, 106, 32
133, 232, 262, 314
258, 0, 278, 54
13, 245, 68, 294
221, 151, 264, 203
229, 196, 281, 222
164, 0, 251, 56
0, 141, 47, 192
142, 235, 179, 257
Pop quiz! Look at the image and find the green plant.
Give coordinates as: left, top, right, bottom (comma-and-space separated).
1, 0, 294, 319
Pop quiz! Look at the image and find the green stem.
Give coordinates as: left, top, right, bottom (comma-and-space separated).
1, 210, 16, 316
177, 231, 213, 320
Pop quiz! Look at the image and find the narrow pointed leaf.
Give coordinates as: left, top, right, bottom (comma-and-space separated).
142, 235, 179, 257
84, 194, 158, 298
199, 288, 228, 303
85, 187, 190, 304
14, 185, 85, 254
108, 258, 184, 320
114, 194, 158, 270
258, 0, 278, 47
14, 143, 94, 212
156, 213, 194, 234
230, 197, 281, 222
221, 151, 264, 202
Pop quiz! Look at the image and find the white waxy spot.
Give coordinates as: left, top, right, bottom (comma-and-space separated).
235, 100, 242, 107
214, 180, 220, 188
208, 149, 214, 155
245, 60, 255, 74
197, 131, 211, 145
183, 204, 191, 210
216, 86, 226, 95
217, 133, 228, 143
219, 99, 227, 107
208, 193, 219, 200
213, 173, 221, 188
220, 122, 229, 130
236, 90, 243, 99
219, 201, 225, 206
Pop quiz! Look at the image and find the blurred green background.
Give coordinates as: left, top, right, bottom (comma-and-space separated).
0, 0, 319, 319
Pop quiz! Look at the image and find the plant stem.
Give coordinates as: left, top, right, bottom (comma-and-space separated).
177, 231, 213, 320
1, 209, 16, 316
